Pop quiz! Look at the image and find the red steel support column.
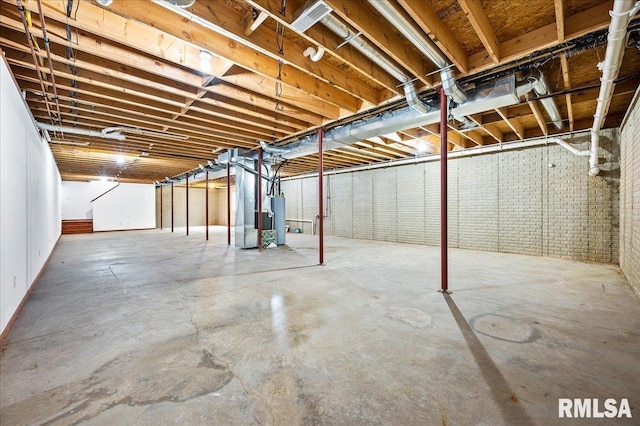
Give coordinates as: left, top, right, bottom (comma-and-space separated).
160, 186, 163, 230
205, 171, 209, 241
227, 162, 231, 246
440, 88, 449, 292
318, 127, 324, 265
186, 175, 189, 236
257, 148, 263, 250
171, 182, 174, 233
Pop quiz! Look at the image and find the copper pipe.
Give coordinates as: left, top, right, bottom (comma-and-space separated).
227, 161, 231, 246
257, 148, 263, 250
318, 127, 324, 265
35, 0, 62, 125
16, 0, 53, 123
440, 88, 448, 292
186, 174, 189, 236
205, 170, 209, 241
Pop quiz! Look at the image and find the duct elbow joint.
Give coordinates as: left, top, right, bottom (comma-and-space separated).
440, 68, 467, 105
403, 82, 429, 114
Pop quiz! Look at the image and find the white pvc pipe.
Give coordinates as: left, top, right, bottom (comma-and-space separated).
303, 46, 325, 62
36, 122, 126, 141
550, 138, 590, 157
590, 0, 639, 176
285, 219, 315, 235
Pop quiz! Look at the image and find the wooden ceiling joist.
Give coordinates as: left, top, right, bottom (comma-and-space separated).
0, 0, 637, 183
323, 0, 434, 87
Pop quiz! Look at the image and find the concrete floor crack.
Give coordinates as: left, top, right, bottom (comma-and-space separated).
173, 285, 202, 348
210, 352, 276, 426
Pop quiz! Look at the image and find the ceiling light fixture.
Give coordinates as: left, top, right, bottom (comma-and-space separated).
415, 141, 430, 155
115, 155, 125, 165
199, 49, 212, 72
96, 0, 113, 7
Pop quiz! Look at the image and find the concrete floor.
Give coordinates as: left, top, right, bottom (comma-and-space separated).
1, 226, 638, 425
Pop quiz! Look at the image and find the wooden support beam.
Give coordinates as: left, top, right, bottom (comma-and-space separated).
0, 9, 203, 86
458, 0, 500, 64
221, 71, 338, 119
495, 108, 524, 139
244, 9, 269, 36
8, 0, 360, 112
468, 114, 503, 142
528, 101, 548, 135
554, 0, 565, 42
398, 0, 469, 73
468, 2, 614, 73
560, 55, 574, 131
323, 0, 434, 87
245, 0, 402, 95
104, 0, 371, 109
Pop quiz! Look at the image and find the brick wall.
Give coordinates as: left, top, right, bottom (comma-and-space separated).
281, 130, 620, 264
620, 89, 640, 296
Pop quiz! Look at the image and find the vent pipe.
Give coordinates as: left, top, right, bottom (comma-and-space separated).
367, 0, 467, 105
321, 14, 409, 84
589, 0, 639, 176
320, 14, 429, 112
516, 72, 563, 130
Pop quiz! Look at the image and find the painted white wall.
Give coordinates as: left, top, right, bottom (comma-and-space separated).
61, 180, 118, 219
1, 57, 61, 335
92, 183, 155, 231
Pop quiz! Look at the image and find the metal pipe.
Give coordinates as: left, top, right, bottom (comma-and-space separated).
440, 88, 448, 293
171, 182, 174, 233
261, 74, 539, 160
280, 130, 594, 179
257, 148, 263, 250
16, 0, 53, 123
186, 174, 189, 236
205, 170, 209, 241
318, 127, 324, 266
35, 0, 62, 125
160, 185, 163, 230
227, 161, 231, 245
530, 73, 563, 130
367, 0, 467, 104
321, 14, 409, 83
590, 0, 639, 176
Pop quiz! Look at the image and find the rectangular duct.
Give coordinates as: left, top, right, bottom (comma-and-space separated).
451, 75, 518, 118
291, 0, 333, 33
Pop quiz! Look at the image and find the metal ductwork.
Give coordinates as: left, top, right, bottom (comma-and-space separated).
260, 74, 550, 160
162, 0, 196, 7
321, 14, 409, 84
320, 14, 430, 112
589, 0, 639, 176
515, 72, 563, 130
367, 0, 467, 105
36, 122, 126, 141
